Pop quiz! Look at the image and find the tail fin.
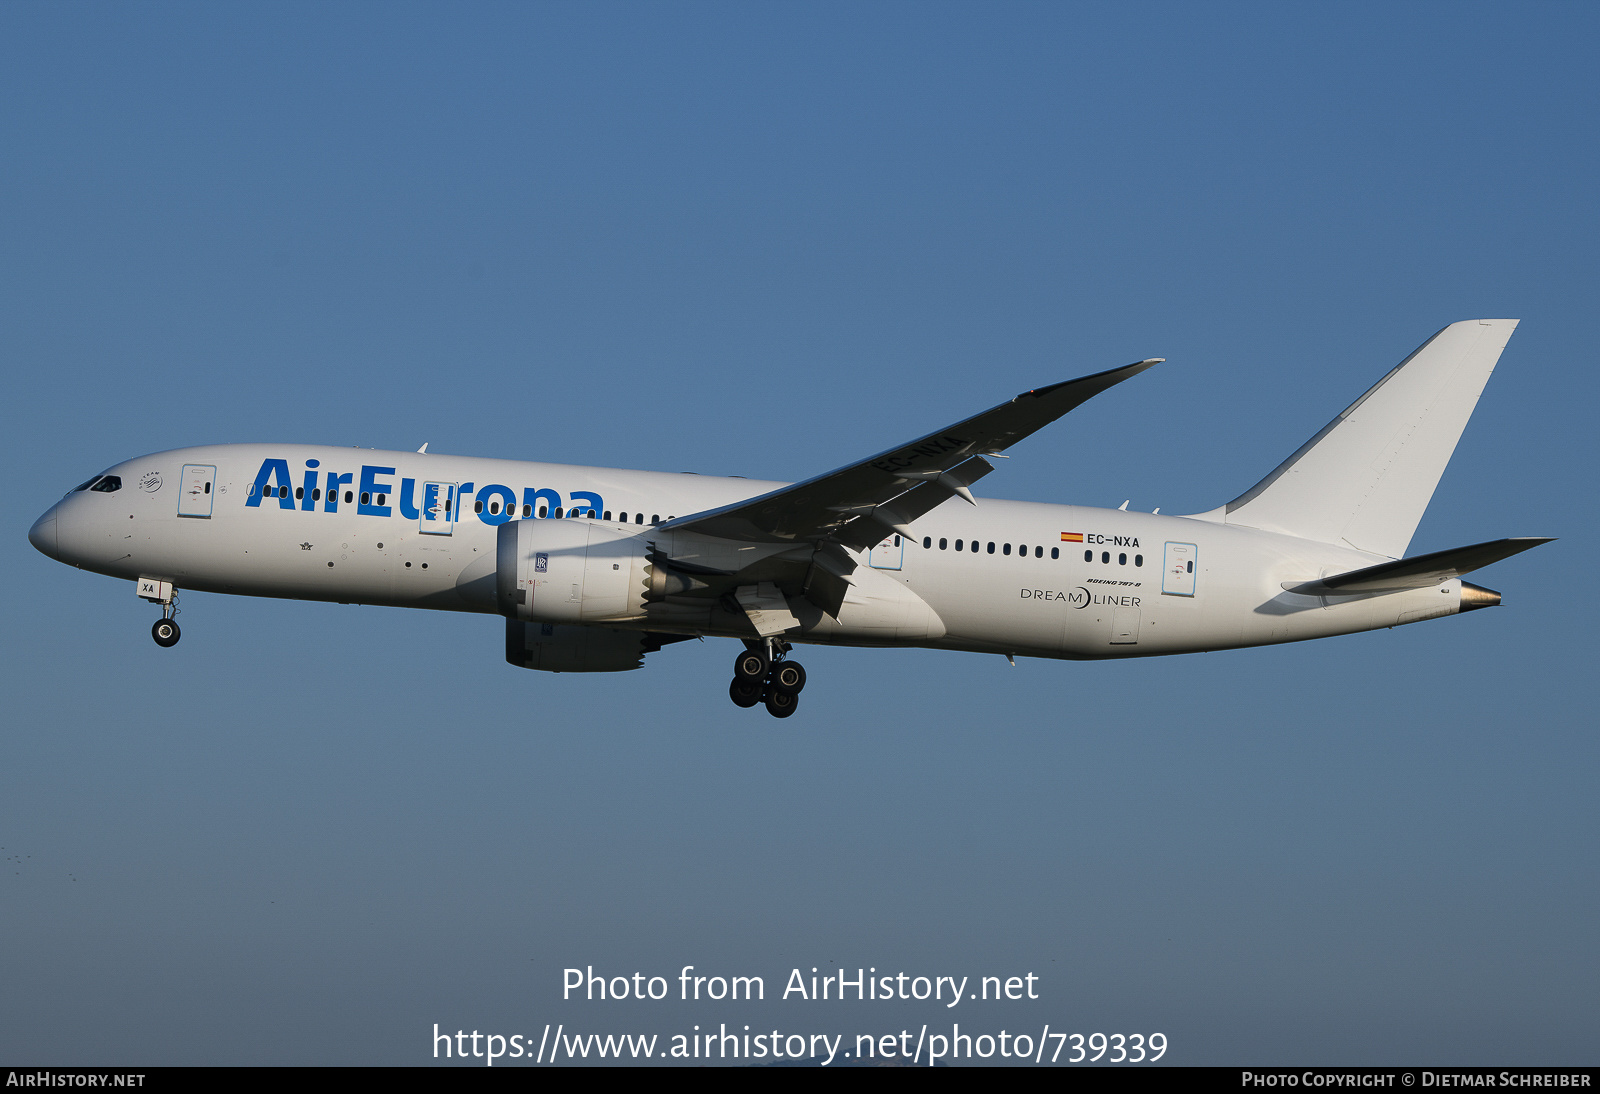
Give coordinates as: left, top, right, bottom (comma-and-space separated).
1217, 319, 1518, 558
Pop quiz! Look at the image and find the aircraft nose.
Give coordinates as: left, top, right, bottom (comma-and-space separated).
29, 506, 59, 560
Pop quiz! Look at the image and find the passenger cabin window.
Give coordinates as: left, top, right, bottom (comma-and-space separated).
604, 511, 612, 521
1119, 552, 1126, 565
538, 505, 548, 517
1101, 551, 1110, 563
651, 514, 659, 524
343, 491, 353, 504
955, 539, 963, 551
1034, 546, 1043, 558
89, 476, 122, 493
313, 489, 322, 502
1135, 554, 1143, 566
364, 492, 374, 506
296, 487, 304, 500
1051, 547, 1059, 559
923, 537, 931, 549
1003, 543, 1011, 555
636, 514, 644, 524
1084, 550, 1093, 562
474, 500, 483, 513
939, 538, 948, 550
986, 542, 995, 554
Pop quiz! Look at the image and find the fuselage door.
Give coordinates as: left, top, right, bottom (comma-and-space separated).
177, 464, 216, 518
419, 482, 456, 536
869, 534, 904, 570
1162, 541, 1197, 596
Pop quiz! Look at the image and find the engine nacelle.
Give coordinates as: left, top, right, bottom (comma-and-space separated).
505, 619, 651, 672
496, 518, 649, 624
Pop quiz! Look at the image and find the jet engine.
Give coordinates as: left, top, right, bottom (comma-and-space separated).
496, 517, 650, 624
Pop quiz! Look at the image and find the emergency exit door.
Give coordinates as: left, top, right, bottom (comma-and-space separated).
419, 482, 455, 535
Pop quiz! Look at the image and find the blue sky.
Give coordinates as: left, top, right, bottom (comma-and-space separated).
2, 1, 1596, 1065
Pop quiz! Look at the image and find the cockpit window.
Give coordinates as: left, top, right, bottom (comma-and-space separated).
69, 476, 101, 494
89, 475, 122, 493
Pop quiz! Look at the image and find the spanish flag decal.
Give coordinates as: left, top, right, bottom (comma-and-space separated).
1061, 532, 1084, 543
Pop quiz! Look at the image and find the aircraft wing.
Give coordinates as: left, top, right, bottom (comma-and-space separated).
661, 359, 1161, 547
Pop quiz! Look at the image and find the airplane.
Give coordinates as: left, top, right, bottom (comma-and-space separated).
28, 319, 1550, 718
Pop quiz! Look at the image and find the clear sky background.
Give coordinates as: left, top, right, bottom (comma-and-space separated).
2, 1, 1596, 1066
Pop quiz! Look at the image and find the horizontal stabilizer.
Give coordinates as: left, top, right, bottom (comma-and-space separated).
1285, 537, 1553, 595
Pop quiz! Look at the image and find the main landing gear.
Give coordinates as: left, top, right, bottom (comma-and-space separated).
727, 641, 806, 719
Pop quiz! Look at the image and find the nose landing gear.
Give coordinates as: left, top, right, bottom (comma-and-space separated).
137, 578, 181, 648
727, 641, 806, 718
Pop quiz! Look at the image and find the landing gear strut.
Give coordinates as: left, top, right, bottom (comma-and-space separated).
727, 639, 806, 718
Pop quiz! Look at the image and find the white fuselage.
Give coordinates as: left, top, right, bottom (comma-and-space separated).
30, 443, 1465, 661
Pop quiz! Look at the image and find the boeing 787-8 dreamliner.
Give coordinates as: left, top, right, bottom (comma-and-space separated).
29, 320, 1549, 718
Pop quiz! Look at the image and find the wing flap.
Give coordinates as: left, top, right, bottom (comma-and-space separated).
735, 582, 802, 636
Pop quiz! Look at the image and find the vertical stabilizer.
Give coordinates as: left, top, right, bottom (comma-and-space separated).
1220, 319, 1518, 559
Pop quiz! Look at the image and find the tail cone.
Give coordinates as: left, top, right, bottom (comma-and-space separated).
1459, 582, 1501, 612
